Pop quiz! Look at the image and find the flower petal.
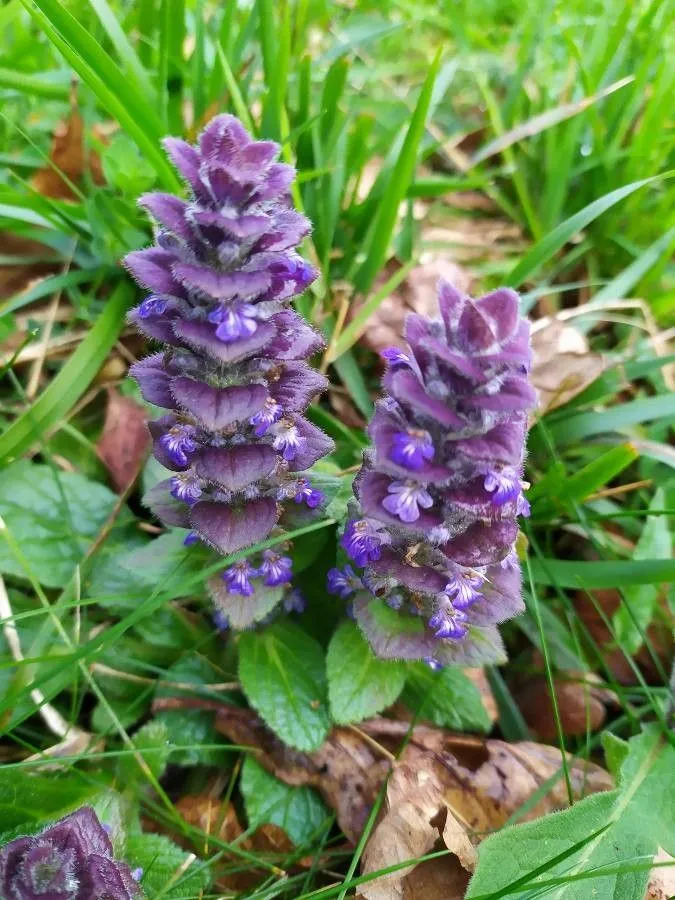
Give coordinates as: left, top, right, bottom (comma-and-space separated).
130, 353, 176, 409
286, 417, 335, 470
172, 318, 275, 362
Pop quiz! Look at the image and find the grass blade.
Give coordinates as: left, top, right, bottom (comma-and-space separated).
0, 281, 133, 465
505, 174, 673, 287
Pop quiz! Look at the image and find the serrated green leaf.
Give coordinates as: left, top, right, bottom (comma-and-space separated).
0, 461, 125, 588
467, 726, 675, 900
238, 621, 330, 751
0, 770, 102, 834
327, 620, 405, 724
403, 663, 491, 732
240, 756, 328, 846
126, 832, 211, 899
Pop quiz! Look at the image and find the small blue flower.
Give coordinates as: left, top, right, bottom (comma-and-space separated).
294, 477, 323, 508
138, 294, 168, 318
159, 423, 198, 467
271, 420, 307, 461
389, 429, 434, 471
424, 656, 443, 671
443, 568, 484, 610
483, 468, 521, 505
283, 588, 306, 613
428, 604, 468, 640
250, 398, 283, 436
380, 346, 411, 369
259, 550, 293, 587
341, 519, 386, 566
170, 471, 202, 504
222, 559, 258, 596
327, 565, 360, 599
381, 480, 433, 523
208, 301, 259, 342
183, 531, 200, 546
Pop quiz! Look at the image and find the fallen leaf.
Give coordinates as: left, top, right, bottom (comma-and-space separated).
154, 700, 612, 846
358, 763, 476, 900
31, 86, 85, 201
514, 672, 617, 740
0, 234, 59, 301
175, 792, 244, 848
530, 319, 606, 412
96, 387, 150, 492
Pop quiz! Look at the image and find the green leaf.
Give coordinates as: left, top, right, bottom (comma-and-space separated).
238, 621, 330, 751
591, 227, 675, 304
505, 174, 672, 287
602, 732, 629, 780
0, 461, 123, 588
354, 50, 441, 294
402, 663, 491, 733
327, 620, 406, 724
101, 133, 157, 196
0, 280, 133, 465
117, 720, 172, 784
126, 832, 211, 899
467, 726, 675, 900
613, 489, 671, 654
0, 770, 101, 834
240, 756, 328, 846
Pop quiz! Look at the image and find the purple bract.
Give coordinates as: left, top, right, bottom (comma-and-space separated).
343, 281, 536, 666
0, 807, 142, 899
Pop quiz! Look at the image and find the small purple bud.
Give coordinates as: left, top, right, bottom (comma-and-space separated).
213, 610, 230, 631
283, 588, 306, 614
170, 471, 202, 504
159, 423, 198, 467
341, 519, 386, 566
183, 531, 200, 546
250, 398, 283, 436
389, 428, 434, 471
294, 477, 323, 508
517, 494, 531, 517
271, 420, 306, 461
327, 565, 360, 599
259, 550, 293, 587
424, 656, 443, 671
132, 868, 144, 882
138, 294, 168, 319
381, 479, 433, 523
222, 559, 258, 596
385, 593, 404, 610
380, 346, 410, 369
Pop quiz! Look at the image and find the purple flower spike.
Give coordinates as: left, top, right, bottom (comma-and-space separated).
344, 280, 535, 664
390, 428, 434, 470
222, 559, 258, 596
259, 550, 293, 586
294, 477, 323, 508
0, 806, 142, 899
126, 115, 334, 627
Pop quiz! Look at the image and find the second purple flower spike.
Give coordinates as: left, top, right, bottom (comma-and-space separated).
126, 115, 333, 560
342, 280, 537, 667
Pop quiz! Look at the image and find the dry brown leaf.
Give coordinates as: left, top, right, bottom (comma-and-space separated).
514, 672, 617, 740
175, 792, 244, 847
174, 703, 613, 844
96, 388, 150, 492
31, 93, 85, 201
358, 763, 476, 900
0, 234, 59, 303
530, 319, 606, 413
